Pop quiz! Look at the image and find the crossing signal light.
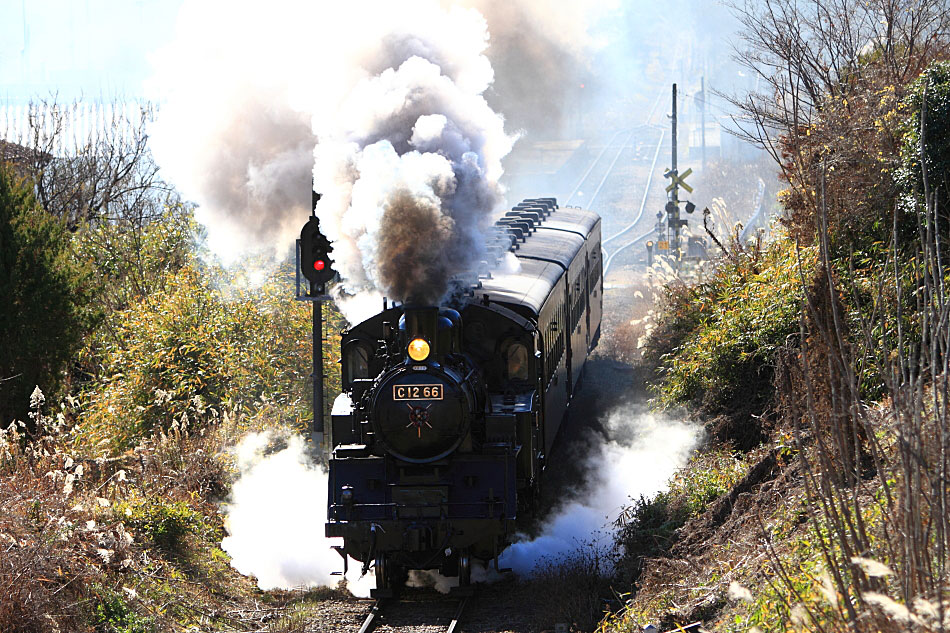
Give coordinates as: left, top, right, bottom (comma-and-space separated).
300, 216, 335, 290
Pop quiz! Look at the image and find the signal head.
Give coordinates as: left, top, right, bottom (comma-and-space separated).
300, 216, 335, 289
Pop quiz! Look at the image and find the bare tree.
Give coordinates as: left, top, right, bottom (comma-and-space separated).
729, 0, 949, 146
725, 0, 949, 204
7, 99, 179, 231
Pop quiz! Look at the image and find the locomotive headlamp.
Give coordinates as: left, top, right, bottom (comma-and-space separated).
408, 338, 430, 361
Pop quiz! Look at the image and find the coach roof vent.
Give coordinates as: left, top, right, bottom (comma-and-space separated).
513, 203, 551, 220
520, 197, 557, 215
491, 226, 517, 251
497, 218, 530, 240
501, 214, 534, 232
495, 222, 524, 246
505, 210, 539, 229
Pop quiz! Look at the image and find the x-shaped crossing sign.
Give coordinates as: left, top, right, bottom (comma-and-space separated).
664, 167, 694, 194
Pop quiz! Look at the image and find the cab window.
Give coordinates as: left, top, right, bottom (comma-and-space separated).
506, 342, 529, 381
344, 343, 371, 383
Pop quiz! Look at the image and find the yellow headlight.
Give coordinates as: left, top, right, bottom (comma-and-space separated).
408, 338, 430, 361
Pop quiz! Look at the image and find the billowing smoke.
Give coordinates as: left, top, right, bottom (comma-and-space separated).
314, 41, 514, 310
466, 0, 602, 139
221, 432, 374, 597
149, 0, 516, 319
147, 0, 317, 258
500, 407, 700, 575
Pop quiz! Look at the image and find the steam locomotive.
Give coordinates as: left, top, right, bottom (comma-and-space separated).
324, 197, 602, 596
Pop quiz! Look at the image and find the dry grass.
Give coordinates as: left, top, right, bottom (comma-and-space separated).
602, 193, 950, 632
528, 543, 616, 632
0, 401, 285, 632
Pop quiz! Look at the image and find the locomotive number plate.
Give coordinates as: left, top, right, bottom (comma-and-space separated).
393, 384, 443, 401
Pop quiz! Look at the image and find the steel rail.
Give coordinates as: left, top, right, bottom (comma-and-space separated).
447, 597, 469, 633
564, 128, 625, 207
356, 595, 470, 633
358, 599, 385, 633
603, 230, 652, 279
585, 128, 636, 210
564, 79, 668, 209
601, 128, 666, 278
603, 128, 665, 248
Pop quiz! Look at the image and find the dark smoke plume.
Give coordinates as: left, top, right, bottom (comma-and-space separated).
377, 189, 457, 305
473, 0, 594, 139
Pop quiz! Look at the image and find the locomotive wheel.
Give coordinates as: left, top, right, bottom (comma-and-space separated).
374, 554, 406, 595
374, 554, 388, 589
458, 551, 471, 587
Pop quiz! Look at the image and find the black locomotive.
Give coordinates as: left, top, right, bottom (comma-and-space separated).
324, 197, 603, 596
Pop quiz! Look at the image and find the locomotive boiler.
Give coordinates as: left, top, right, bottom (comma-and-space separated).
323, 197, 602, 596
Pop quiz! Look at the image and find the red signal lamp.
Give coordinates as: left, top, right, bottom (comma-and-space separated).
314, 260, 326, 271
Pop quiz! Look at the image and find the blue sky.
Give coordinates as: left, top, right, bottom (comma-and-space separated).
0, 0, 182, 102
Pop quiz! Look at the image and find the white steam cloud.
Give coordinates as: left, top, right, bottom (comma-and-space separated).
149, 0, 517, 322
220, 412, 697, 593
221, 432, 374, 597
500, 407, 701, 575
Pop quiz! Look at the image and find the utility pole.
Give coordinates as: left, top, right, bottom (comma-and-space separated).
670, 83, 682, 264
671, 83, 677, 176
312, 300, 324, 447
298, 190, 335, 450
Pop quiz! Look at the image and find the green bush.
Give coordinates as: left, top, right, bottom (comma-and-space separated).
0, 162, 93, 425
666, 448, 749, 516
616, 491, 686, 562
615, 449, 749, 588
897, 61, 950, 232
118, 499, 210, 550
648, 238, 815, 421
79, 265, 314, 451
92, 586, 154, 633
73, 204, 200, 364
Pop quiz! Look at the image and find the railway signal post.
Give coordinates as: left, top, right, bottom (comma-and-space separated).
297, 192, 335, 450
663, 83, 694, 271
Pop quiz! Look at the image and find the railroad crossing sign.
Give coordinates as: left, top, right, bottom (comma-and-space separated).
665, 167, 693, 194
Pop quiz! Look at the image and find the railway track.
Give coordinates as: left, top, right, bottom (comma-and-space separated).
601, 128, 665, 278
563, 128, 634, 208
562, 125, 666, 280
560, 83, 670, 280
357, 595, 470, 633
563, 83, 666, 211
